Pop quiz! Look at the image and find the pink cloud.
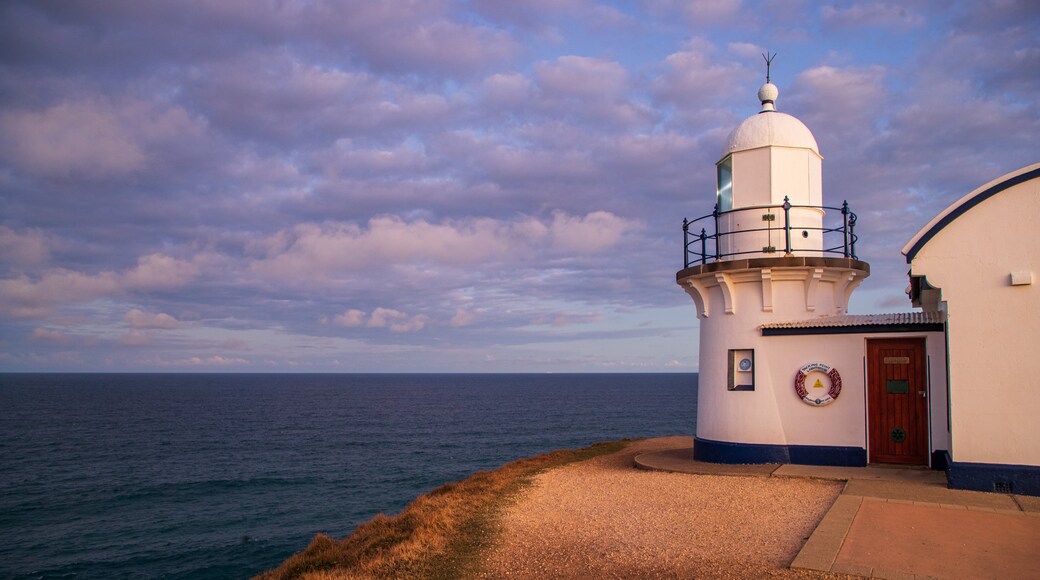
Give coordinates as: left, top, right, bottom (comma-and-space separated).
0, 97, 206, 179
334, 309, 367, 327
367, 307, 405, 328
389, 314, 428, 333
328, 307, 430, 332
118, 329, 152, 347
191, 54, 461, 139
0, 227, 50, 267
125, 308, 179, 329
482, 73, 534, 106
0, 253, 200, 319
249, 211, 640, 281
652, 38, 752, 110
187, 355, 248, 366
31, 327, 71, 343
1, 271, 119, 319
451, 308, 476, 327
535, 56, 630, 99
305, 1, 519, 76
549, 211, 639, 253
123, 254, 200, 290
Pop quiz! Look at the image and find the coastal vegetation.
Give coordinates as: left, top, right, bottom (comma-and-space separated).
256, 439, 632, 579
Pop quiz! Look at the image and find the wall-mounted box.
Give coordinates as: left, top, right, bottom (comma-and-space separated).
1010, 271, 1033, 286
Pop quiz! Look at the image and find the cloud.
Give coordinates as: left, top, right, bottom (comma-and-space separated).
482, 73, 534, 106
190, 54, 460, 146
0, 227, 49, 267
367, 307, 404, 328
652, 38, 752, 114
333, 309, 367, 327
187, 355, 248, 366
123, 254, 200, 290
787, 64, 887, 138
469, 0, 589, 27
305, 1, 519, 76
548, 211, 638, 253
0, 254, 199, 319
530, 310, 603, 327
31, 327, 71, 343
249, 211, 639, 280
330, 307, 429, 333
727, 42, 766, 60
353, 307, 429, 332
125, 308, 179, 329
451, 308, 476, 327
0, 97, 207, 179
646, 0, 743, 25
118, 329, 151, 347
821, 3, 925, 29
389, 314, 428, 333
535, 56, 630, 99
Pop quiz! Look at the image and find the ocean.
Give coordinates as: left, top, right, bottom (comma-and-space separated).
0, 373, 697, 579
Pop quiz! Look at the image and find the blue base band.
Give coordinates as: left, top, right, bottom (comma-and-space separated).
694, 436, 867, 467
947, 456, 1040, 496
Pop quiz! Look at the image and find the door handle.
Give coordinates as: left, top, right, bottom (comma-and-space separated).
918, 390, 926, 398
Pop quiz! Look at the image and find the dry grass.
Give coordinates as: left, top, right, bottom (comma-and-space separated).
255, 439, 633, 580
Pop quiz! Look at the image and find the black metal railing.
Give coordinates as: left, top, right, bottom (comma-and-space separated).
682, 197, 858, 268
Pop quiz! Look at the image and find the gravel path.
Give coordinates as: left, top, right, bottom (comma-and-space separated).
480, 436, 847, 578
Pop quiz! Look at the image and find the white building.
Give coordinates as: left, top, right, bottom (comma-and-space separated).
678, 76, 1039, 496
903, 163, 1040, 495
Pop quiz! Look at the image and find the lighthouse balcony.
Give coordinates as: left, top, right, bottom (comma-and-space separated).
682, 198, 859, 268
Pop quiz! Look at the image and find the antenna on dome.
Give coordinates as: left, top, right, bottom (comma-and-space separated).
762, 52, 776, 83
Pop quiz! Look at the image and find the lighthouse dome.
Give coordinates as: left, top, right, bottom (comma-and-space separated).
721, 82, 819, 158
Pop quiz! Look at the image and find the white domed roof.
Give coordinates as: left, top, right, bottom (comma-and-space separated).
721, 82, 819, 158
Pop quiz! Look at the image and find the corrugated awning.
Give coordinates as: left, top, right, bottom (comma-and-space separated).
761, 311, 946, 335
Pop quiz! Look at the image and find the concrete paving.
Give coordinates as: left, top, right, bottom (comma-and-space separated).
634, 447, 1040, 579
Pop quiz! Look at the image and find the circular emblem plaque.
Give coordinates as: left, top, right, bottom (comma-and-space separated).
794, 363, 843, 406
890, 427, 906, 442
738, 358, 752, 371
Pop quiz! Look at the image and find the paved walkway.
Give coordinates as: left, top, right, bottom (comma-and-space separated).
635, 447, 1040, 579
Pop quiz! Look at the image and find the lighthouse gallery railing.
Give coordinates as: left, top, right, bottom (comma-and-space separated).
682, 197, 859, 268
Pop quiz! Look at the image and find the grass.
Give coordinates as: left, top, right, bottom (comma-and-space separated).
255, 439, 633, 580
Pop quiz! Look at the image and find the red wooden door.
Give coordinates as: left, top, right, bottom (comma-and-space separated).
867, 338, 929, 465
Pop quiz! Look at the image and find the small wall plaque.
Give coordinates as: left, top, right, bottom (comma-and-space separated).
887, 379, 910, 394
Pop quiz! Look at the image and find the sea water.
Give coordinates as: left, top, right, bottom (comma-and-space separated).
0, 373, 697, 579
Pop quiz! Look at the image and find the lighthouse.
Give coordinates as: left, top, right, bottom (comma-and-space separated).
674, 62, 1035, 491
677, 66, 878, 465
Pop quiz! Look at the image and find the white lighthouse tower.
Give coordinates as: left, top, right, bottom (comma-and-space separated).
677, 64, 872, 465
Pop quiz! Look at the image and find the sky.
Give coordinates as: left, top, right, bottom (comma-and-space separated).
1, 1, 1037, 373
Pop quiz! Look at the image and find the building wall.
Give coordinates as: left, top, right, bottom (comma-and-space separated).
689, 263, 948, 463
907, 168, 1040, 467
697, 322, 947, 458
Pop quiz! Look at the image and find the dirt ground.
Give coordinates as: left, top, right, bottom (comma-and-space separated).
479, 436, 852, 578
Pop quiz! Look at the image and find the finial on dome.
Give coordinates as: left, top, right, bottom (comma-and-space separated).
758, 51, 778, 112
